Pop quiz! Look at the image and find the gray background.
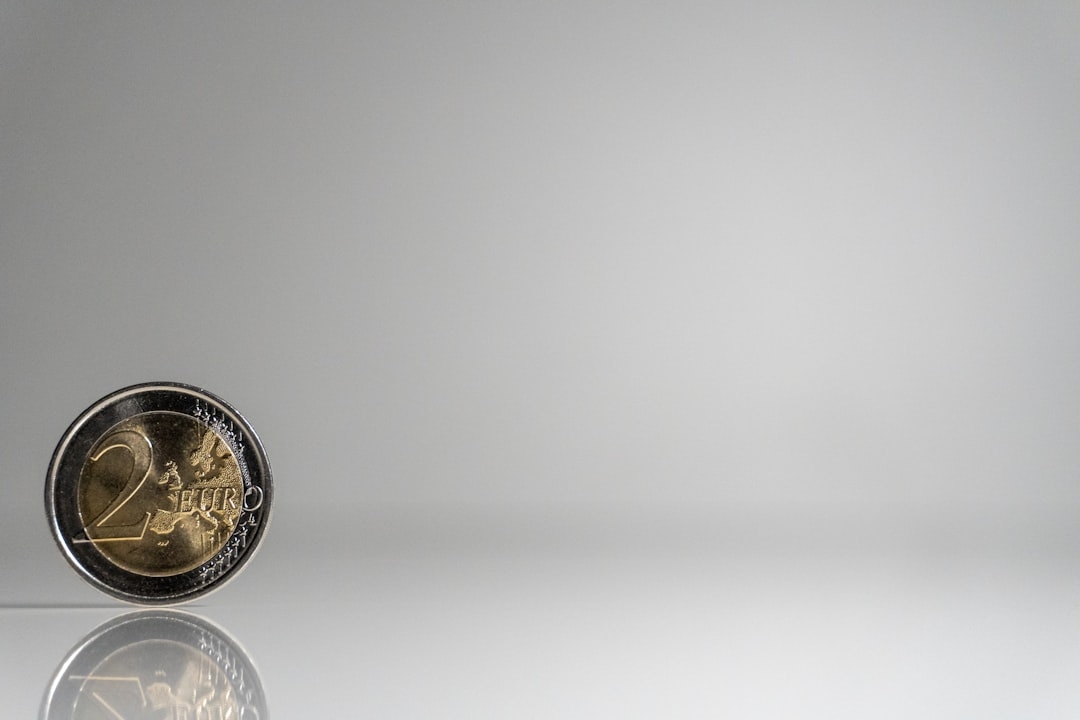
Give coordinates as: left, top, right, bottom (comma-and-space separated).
3, 2, 1080, 716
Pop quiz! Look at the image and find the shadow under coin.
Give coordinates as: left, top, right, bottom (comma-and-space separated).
41, 610, 266, 720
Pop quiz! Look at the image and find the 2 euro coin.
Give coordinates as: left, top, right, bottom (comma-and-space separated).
45, 383, 272, 604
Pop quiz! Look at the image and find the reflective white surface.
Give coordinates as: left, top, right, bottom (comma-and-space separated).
5, 508, 1080, 717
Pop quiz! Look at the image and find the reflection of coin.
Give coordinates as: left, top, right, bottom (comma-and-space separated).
46, 383, 272, 604
41, 610, 268, 720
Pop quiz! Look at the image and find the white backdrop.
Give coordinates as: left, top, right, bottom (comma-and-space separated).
5, 1, 1080, 530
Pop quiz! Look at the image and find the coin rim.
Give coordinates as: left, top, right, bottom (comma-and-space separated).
45, 382, 273, 605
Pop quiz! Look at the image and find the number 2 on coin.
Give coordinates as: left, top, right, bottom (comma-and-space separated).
73, 429, 154, 544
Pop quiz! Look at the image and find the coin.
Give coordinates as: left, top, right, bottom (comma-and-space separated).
46, 383, 272, 604
41, 610, 267, 719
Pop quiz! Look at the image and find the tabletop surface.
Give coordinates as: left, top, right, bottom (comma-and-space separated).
6, 507, 1080, 717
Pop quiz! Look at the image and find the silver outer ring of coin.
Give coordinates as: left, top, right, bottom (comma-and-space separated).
40, 610, 267, 719
45, 382, 273, 605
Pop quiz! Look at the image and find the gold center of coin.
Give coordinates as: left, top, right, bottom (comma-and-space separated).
77, 412, 244, 576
